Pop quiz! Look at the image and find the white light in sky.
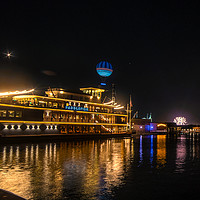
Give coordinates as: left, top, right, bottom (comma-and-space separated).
173, 117, 187, 125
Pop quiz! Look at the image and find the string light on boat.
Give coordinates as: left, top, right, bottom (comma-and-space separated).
0, 89, 34, 96
114, 106, 124, 110
104, 100, 124, 109
104, 100, 113, 105
115, 104, 121, 107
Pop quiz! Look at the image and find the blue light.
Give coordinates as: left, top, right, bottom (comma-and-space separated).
65, 106, 88, 111
96, 69, 113, 77
100, 83, 106, 86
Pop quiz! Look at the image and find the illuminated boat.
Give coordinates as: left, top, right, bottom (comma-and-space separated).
0, 87, 128, 135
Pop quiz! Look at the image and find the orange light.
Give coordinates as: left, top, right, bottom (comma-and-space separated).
157, 124, 167, 127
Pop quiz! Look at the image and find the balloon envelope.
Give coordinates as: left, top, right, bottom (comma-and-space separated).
96, 61, 113, 77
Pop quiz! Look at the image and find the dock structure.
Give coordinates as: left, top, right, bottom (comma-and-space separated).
0, 189, 26, 200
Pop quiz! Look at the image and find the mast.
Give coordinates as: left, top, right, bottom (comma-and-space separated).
129, 95, 132, 130
127, 95, 133, 131
127, 103, 129, 131
112, 83, 116, 105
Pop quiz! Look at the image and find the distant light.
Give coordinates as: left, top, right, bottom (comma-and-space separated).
157, 124, 167, 127
151, 126, 154, 129
4, 51, 13, 59
140, 126, 143, 129
60, 91, 64, 94
173, 117, 187, 125
100, 83, 106, 86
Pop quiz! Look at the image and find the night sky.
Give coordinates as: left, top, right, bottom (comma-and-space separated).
0, 1, 200, 123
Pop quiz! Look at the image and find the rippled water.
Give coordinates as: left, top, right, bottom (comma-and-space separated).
0, 134, 200, 199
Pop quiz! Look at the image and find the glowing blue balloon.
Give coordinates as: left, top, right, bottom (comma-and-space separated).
96, 61, 113, 77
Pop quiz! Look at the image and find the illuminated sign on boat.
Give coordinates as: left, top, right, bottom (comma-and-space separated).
65, 106, 88, 111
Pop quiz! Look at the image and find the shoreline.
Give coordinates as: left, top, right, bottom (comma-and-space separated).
0, 132, 167, 144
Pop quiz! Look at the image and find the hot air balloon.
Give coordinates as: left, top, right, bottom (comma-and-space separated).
96, 61, 113, 85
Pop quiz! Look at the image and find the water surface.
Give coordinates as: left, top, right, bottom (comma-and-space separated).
0, 134, 200, 199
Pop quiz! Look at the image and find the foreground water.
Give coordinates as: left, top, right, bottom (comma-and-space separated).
0, 134, 200, 199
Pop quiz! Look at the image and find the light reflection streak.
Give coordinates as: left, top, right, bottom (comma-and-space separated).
30, 145, 34, 164
3, 146, 6, 164
150, 135, 153, 164
53, 143, 56, 162
9, 146, 13, 163
0, 139, 134, 199
25, 146, 29, 164
16, 146, 19, 163
36, 145, 39, 164
156, 135, 166, 168
139, 135, 143, 163
175, 135, 186, 173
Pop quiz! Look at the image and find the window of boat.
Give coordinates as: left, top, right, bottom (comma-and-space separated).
8, 110, 15, 117
48, 102, 52, 107
38, 100, 47, 107
61, 103, 65, 109
16, 111, 22, 118
0, 110, 6, 117
96, 107, 100, 112
53, 102, 58, 108
29, 98, 35, 106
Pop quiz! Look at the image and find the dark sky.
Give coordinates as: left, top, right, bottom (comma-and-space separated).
0, 0, 200, 123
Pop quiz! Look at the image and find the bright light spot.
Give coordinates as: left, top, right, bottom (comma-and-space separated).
173, 117, 187, 125
157, 124, 167, 127
0, 89, 34, 96
4, 51, 13, 59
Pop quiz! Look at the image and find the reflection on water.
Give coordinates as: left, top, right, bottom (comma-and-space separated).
156, 135, 166, 168
0, 139, 134, 199
175, 135, 186, 173
1, 134, 200, 199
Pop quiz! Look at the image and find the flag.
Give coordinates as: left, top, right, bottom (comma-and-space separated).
130, 95, 133, 108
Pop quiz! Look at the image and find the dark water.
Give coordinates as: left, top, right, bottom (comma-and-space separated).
0, 134, 200, 200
